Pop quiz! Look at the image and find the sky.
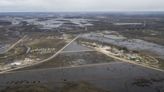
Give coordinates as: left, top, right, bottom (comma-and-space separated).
0, 0, 164, 12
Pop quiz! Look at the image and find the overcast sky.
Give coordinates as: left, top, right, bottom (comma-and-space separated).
0, 0, 164, 12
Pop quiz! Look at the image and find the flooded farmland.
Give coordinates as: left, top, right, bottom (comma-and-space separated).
17, 51, 116, 71
0, 62, 164, 92
80, 33, 164, 59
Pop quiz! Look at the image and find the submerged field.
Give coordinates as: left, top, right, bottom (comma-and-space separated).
17, 51, 116, 71
0, 12, 164, 92
1, 81, 110, 92
0, 62, 164, 92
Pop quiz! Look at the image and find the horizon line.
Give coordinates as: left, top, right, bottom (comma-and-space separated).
0, 11, 164, 13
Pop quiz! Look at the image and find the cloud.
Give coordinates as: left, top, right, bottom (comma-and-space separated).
0, 0, 164, 12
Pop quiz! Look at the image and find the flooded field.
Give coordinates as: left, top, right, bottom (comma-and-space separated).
79, 32, 164, 70
62, 42, 92, 52
1, 81, 110, 92
17, 51, 116, 70
113, 22, 143, 26
13, 40, 115, 71
21, 18, 94, 29
80, 33, 164, 59
0, 45, 9, 54
0, 12, 164, 92
0, 62, 164, 92
1, 85, 52, 92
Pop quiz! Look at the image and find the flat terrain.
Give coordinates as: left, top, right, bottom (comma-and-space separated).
0, 62, 164, 92
17, 51, 116, 70
0, 12, 164, 92
0, 34, 68, 73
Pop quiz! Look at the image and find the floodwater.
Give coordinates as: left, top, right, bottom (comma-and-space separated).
81, 33, 164, 59
0, 62, 163, 92
0, 44, 9, 54
62, 42, 92, 52
23, 18, 93, 29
